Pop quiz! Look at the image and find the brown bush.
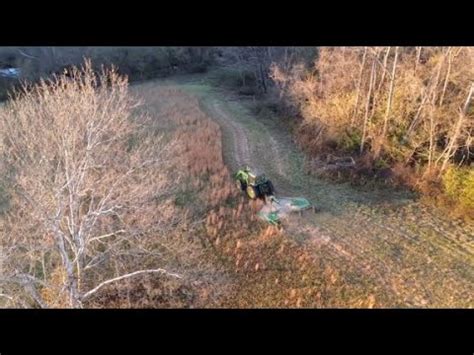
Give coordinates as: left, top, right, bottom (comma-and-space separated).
271, 47, 474, 211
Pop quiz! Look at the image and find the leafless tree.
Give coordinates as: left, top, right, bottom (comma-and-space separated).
17, 47, 89, 79
438, 81, 474, 173
0, 61, 182, 308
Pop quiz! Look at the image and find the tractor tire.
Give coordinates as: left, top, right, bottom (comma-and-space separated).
246, 185, 258, 199
266, 180, 275, 195
258, 180, 274, 197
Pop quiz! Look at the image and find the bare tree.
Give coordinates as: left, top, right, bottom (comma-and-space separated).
0, 61, 182, 308
405, 50, 447, 139
17, 47, 89, 80
438, 81, 474, 173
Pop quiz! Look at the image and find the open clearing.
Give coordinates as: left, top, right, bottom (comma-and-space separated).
140, 75, 474, 307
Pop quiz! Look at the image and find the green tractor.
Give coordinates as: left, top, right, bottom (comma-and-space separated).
234, 166, 316, 226
235, 166, 275, 200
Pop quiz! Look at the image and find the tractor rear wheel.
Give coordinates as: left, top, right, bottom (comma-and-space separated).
266, 180, 275, 195
258, 180, 274, 197
246, 185, 258, 199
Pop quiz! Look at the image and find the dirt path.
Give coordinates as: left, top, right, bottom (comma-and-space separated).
157, 79, 474, 307
211, 102, 252, 166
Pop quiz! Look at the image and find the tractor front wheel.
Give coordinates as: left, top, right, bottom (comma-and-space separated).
246, 185, 258, 199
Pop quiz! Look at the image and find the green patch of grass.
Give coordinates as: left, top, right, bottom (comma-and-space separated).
374, 157, 390, 170
0, 183, 10, 214
207, 67, 256, 90
126, 133, 141, 152
224, 195, 239, 209
174, 188, 197, 207
176, 83, 213, 97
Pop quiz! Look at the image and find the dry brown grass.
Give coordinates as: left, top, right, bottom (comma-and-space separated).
140, 86, 382, 308
84, 85, 236, 308
0, 68, 383, 308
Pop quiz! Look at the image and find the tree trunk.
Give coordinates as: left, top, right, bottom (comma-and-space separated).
360, 56, 376, 154
439, 47, 453, 107
438, 82, 474, 173
377, 47, 391, 92
406, 53, 445, 138
369, 48, 381, 119
427, 104, 436, 169
382, 47, 399, 138
414, 46, 422, 73
259, 63, 267, 94
352, 47, 368, 125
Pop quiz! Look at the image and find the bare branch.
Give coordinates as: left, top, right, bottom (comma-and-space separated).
17, 48, 39, 60
88, 230, 125, 243
0, 293, 15, 302
81, 269, 182, 300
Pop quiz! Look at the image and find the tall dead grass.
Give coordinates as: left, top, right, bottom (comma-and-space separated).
155, 87, 383, 307
0, 71, 385, 307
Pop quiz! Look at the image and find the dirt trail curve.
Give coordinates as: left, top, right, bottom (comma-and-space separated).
166, 80, 474, 307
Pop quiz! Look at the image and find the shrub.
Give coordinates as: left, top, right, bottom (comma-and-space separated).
338, 130, 362, 153
442, 165, 474, 214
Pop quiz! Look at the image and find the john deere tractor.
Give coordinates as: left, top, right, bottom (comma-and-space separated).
235, 166, 275, 200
